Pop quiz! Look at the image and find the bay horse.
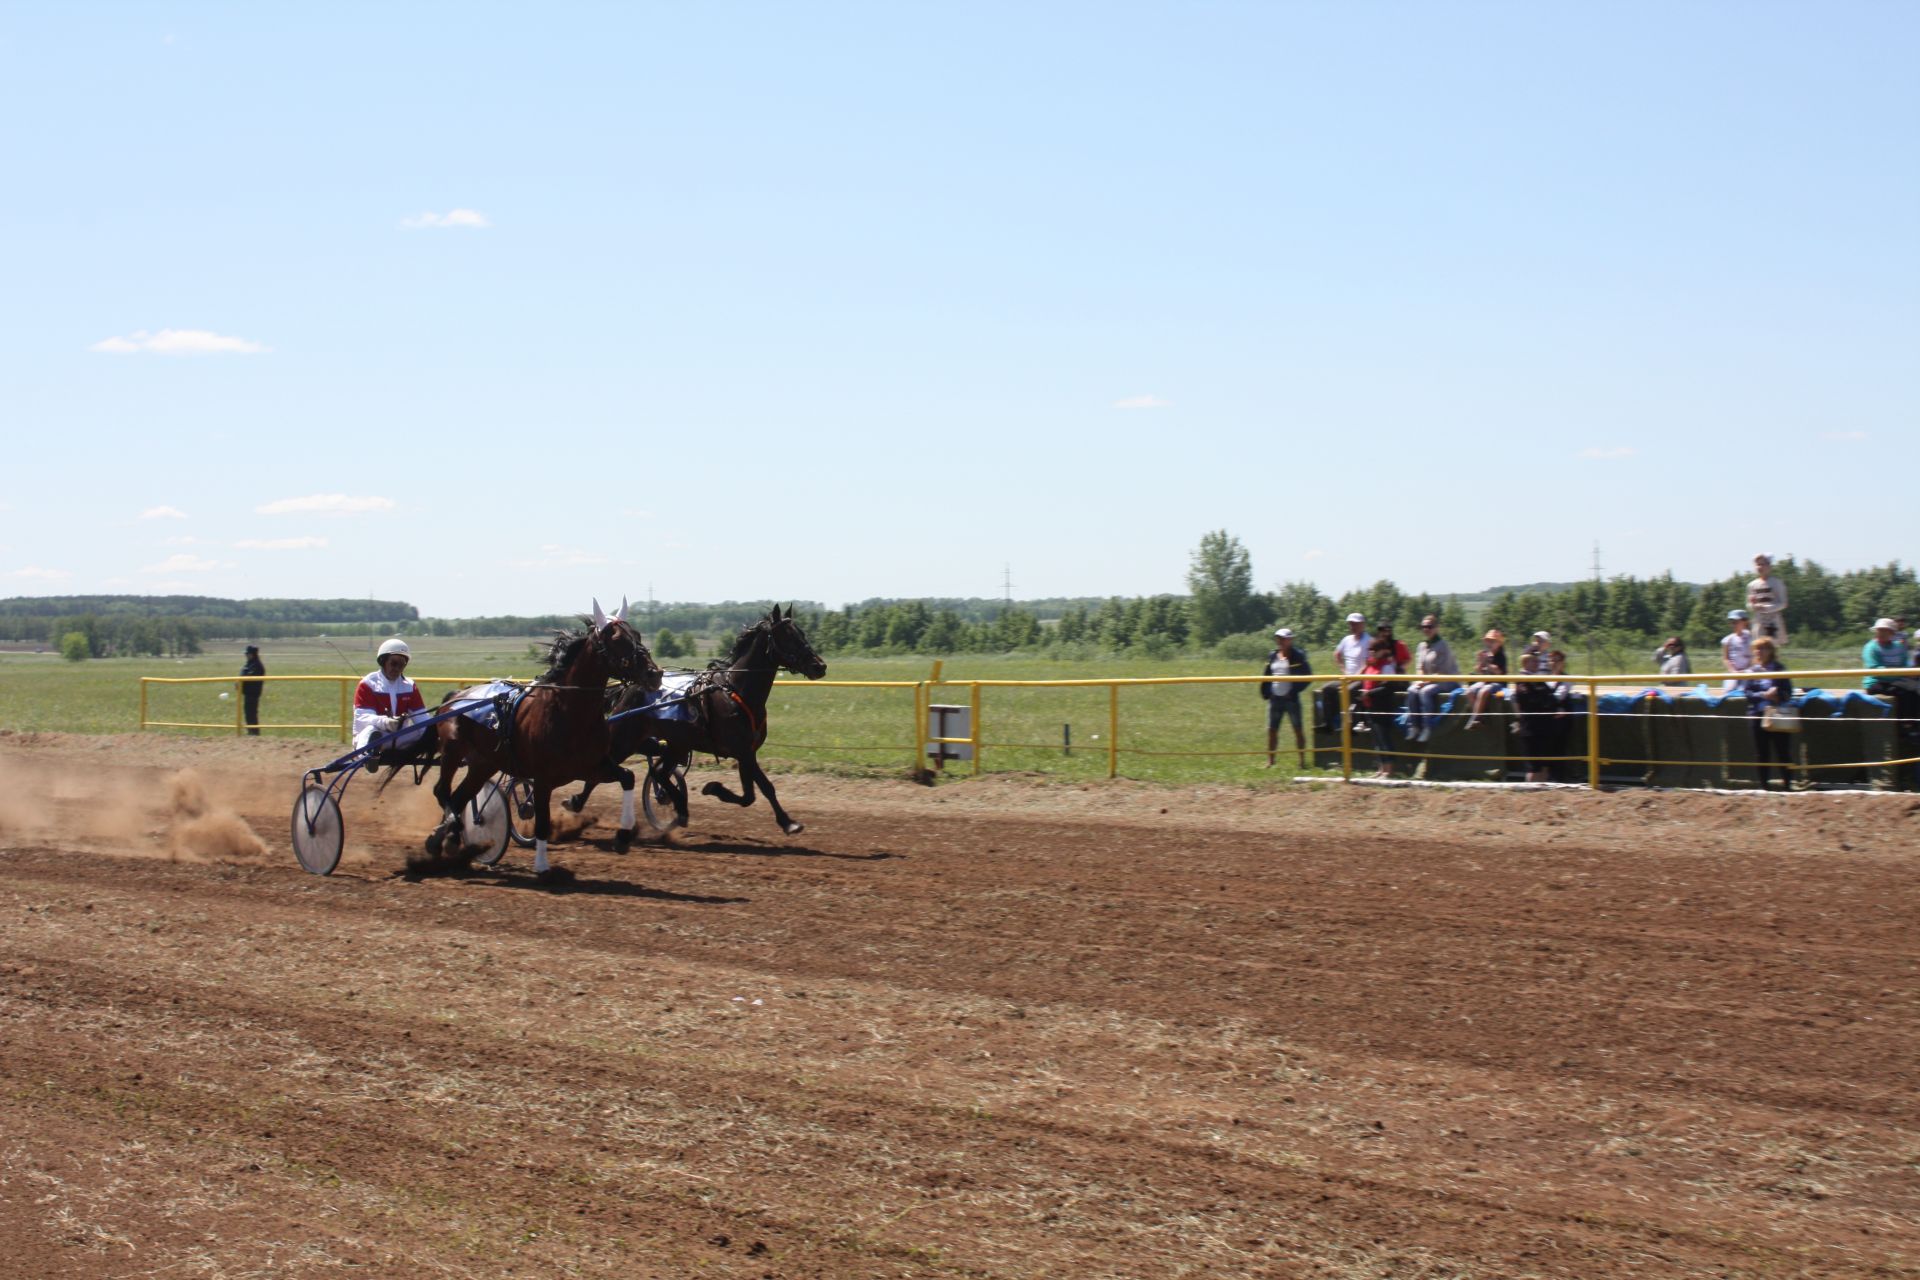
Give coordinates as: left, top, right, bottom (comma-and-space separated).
564, 604, 826, 835
421, 598, 661, 879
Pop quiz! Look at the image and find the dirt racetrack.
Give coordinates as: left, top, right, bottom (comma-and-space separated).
2, 730, 1916, 1279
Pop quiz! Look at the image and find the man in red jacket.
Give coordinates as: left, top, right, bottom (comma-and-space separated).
353, 637, 427, 749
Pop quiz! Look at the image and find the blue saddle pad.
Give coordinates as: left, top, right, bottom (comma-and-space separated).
445, 680, 525, 731
631, 672, 699, 724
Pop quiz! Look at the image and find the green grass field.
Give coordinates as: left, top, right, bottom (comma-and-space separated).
0, 638, 1876, 786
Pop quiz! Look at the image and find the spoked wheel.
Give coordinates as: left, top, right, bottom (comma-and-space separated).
504, 776, 537, 849
641, 758, 688, 833
465, 781, 513, 867
291, 785, 344, 876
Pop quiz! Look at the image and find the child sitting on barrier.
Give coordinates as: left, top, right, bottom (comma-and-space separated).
1464, 629, 1507, 730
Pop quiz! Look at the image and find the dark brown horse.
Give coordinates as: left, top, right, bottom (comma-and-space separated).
422, 599, 661, 879
565, 604, 825, 835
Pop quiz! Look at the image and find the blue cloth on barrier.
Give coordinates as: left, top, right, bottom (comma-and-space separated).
1594, 686, 1884, 717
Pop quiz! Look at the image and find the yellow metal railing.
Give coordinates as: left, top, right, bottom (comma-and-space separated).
139, 667, 1920, 790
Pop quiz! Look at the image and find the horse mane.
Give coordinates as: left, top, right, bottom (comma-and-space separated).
714, 615, 770, 669
537, 628, 591, 684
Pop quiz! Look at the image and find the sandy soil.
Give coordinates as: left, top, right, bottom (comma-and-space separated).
2, 730, 1917, 1279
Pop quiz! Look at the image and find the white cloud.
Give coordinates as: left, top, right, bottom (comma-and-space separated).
400, 208, 491, 230
1112, 394, 1171, 410
140, 505, 188, 520
141, 553, 219, 574
90, 328, 269, 355
507, 544, 609, 569
1302, 548, 1326, 561
235, 536, 328, 550
8, 566, 70, 581
1577, 446, 1638, 460
1823, 430, 1868, 442
255, 494, 396, 516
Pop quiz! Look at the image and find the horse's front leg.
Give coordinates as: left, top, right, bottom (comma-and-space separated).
530, 781, 572, 882
744, 754, 803, 836
597, 760, 637, 852
425, 749, 462, 856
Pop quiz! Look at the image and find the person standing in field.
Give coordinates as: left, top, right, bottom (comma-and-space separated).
1745, 554, 1789, 648
1259, 627, 1312, 768
1722, 609, 1754, 690
240, 645, 266, 736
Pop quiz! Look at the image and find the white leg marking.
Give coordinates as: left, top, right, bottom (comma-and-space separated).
534, 839, 549, 875
620, 786, 635, 830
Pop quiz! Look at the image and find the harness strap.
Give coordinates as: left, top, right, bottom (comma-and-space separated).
727, 689, 768, 745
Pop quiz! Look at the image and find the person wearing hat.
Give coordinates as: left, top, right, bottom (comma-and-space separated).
1863, 618, 1920, 741
1745, 554, 1788, 647
1721, 610, 1754, 689
239, 644, 266, 736
1316, 613, 1372, 736
353, 637, 427, 750
1463, 628, 1508, 730
1404, 614, 1460, 743
1652, 636, 1692, 677
1259, 627, 1313, 767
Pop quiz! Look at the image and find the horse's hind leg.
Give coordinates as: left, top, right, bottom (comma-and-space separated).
530, 781, 571, 882
598, 761, 637, 853
562, 780, 597, 815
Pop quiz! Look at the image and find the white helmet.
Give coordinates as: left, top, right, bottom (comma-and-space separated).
376, 637, 411, 660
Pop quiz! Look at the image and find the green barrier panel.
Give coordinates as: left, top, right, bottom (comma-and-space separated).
1840, 695, 1898, 791
1597, 694, 1652, 787
1420, 688, 1505, 782
1646, 695, 1718, 788
1710, 697, 1762, 789
1794, 694, 1855, 788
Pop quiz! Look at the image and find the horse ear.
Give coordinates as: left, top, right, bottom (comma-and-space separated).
591, 598, 608, 630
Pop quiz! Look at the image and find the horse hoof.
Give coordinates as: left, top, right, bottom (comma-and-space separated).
424, 830, 445, 856
783, 821, 805, 836
701, 781, 725, 798
538, 865, 574, 885
612, 827, 633, 854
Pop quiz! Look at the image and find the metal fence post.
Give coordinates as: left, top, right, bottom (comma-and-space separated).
339, 678, 351, 744
1108, 683, 1119, 779
139, 679, 149, 731
233, 681, 244, 735
1339, 678, 1353, 781
969, 681, 982, 776
1586, 679, 1601, 790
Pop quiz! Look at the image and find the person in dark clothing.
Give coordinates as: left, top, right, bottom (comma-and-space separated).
240, 645, 265, 736
1743, 636, 1795, 790
1512, 652, 1561, 781
1259, 628, 1313, 768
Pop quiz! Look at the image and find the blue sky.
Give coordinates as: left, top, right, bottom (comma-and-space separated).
3, 3, 1914, 616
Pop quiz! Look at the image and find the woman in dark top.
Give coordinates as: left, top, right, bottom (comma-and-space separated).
1742, 635, 1794, 790
240, 644, 266, 736
1511, 652, 1561, 781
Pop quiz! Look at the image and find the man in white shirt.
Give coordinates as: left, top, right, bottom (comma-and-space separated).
1317, 613, 1371, 734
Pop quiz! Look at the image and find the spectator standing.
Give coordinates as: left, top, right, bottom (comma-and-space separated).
1863, 617, 1920, 743
1358, 636, 1404, 778
239, 645, 265, 736
1464, 629, 1508, 730
1721, 610, 1754, 691
1895, 616, 1911, 649
1405, 614, 1460, 743
1260, 628, 1312, 768
1653, 637, 1692, 677
1746, 554, 1789, 647
1512, 652, 1559, 782
1318, 613, 1371, 735
1742, 636, 1795, 790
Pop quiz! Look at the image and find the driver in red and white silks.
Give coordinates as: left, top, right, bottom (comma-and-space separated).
354, 637, 428, 749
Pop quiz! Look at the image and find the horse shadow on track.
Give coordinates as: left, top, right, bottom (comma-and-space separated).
394, 866, 747, 905
673, 837, 899, 863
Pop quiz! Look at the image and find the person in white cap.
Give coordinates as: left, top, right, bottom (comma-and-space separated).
1863, 617, 1920, 741
353, 637, 427, 749
1720, 610, 1754, 688
1745, 554, 1788, 647
1317, 613, 1371, 736
1259, 627, 1313, 767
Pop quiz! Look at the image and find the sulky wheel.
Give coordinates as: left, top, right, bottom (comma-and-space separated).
641, 757, 688, 833
291, 786, 344, 876
466, 781, 513, 867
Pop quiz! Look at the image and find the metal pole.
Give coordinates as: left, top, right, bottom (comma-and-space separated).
234, 681, 244, 735
969, 681, 982, 776
339, 678, 351, 744
139, 679, 149, 731
1339, 678, 1353, 782
1107, 683, 1119, 779
1586, 679, 1601, 790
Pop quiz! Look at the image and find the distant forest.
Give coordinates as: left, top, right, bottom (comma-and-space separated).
7, 546, 1918, 662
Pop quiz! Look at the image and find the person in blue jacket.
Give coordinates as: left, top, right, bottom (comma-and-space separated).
1259, 628, 1312, 767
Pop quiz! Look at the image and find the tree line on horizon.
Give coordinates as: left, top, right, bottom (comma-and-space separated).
9, 538, 1919, 662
